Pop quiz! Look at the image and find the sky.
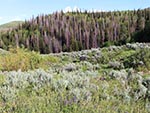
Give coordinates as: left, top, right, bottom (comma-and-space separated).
0, 0, 150, 25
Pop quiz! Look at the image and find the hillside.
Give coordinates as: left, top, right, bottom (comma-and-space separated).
0, 8, 150, 53
0, 43, 150, 112
0, 21, 23, 31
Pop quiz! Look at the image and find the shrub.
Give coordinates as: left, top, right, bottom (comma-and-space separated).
123, 48, 150, 71
108, 61, 124, 70
0, 48, 59, 71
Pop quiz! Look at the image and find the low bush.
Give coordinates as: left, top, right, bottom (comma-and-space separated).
0, 43, 150, 112
0, 48, 59, 71
123, 48, 150, 71
0, 68, 150, 112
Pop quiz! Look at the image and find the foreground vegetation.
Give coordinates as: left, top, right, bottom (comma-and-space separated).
0, 43, 150, 112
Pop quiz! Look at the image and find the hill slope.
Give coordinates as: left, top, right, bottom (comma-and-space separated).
0, 21, 23, 31
0, 43, 150, 112
0, 8, 150, 53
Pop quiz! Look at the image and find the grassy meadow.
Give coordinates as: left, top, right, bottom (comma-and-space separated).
0, 43, 150, 112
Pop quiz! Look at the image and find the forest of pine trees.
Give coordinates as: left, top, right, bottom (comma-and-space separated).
0, 8, 150, 53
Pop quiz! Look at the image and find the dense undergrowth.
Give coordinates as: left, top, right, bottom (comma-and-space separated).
0, 43, 150, 112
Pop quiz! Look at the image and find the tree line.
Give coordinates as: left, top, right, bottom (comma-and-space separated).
0, 8, 150, 53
